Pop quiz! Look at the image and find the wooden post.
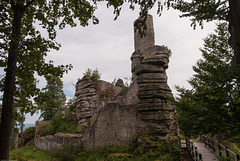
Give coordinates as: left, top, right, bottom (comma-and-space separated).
195, 147, 198, 161
199, 153, 202, 161
218, 142, 222, 157
212, 139, 215, 151
236, 154, 239, 161
225, 147, 229, 158
191, 142, 194, 157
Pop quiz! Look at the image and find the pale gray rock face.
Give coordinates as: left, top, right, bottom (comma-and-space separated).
134, 14, 155, 53
115, 78, 124, 87
132, 14, 178, 147
75, 77, 122, 134
35, 14, 177, 152
81, 103, 138, 149
76, 14, 177, 149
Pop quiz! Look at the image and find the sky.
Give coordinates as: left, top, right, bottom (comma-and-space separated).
24, 3, 217, 124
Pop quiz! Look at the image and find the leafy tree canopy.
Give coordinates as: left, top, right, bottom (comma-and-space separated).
174, 22, 240, 142
173, 0, 229, 29
35, 76, 66, 120
82, 68, 101, 80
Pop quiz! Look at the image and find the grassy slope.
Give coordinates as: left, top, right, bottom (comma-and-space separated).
9, 140, 180, 161
10, 145, 52, 161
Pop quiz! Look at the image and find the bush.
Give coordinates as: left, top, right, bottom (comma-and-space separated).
51, 111, 78, 134
53, 139, 180, 161
53, 144, 81, 161
38, 122, 53, 137
23, 126, 35, 145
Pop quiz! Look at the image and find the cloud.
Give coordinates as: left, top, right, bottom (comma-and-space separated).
25, 4, 216, 123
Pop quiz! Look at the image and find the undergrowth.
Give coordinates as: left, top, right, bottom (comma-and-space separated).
10, 139, 180, 161
53, 139, 180, 161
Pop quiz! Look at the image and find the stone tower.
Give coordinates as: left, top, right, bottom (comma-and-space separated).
134, 14, 155, 53
132, 15, 178, 148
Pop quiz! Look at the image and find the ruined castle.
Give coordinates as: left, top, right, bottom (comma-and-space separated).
35, 15, 178, 151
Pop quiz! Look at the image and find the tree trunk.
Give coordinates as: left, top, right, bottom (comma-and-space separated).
14, 131, 19, 150
21, 111, 25, 147
0, 4, 24, 160
228, 0, 240, 65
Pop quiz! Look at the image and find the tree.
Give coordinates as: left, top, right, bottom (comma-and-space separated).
82, 68, 101, 80
0, 0, 163, 158
3, 0, 239, 159
0, 0, 93, 158
35, 76, 66, 120
174, 22, 240, 140
173, 0, 240, 65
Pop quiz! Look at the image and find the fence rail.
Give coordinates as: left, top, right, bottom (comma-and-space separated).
180, 136, 203, 161
200, 135, 240, 161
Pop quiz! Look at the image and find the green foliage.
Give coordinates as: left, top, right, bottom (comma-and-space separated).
0, 0, 183, 158
53, 144, 81, 161
173, 0, 228, 29
52, 139, 179, 161
23, 126, 35, 145
36, 76, 66, 120
10, 145, 52, 161
162, 45, 172, 57
38, 122, 53, 137
174, 22, 240, 141
82, 68, 101, 80
51, 110, 77, 134
66, 97, 77, 111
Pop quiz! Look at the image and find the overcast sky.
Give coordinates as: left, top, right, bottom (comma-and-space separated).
25, 3, 216, 123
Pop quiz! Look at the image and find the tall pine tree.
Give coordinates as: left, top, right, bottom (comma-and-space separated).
175, 22, 240, 142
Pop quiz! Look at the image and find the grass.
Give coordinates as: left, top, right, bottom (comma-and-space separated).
10, 145, 52, 161
233, 144, 240, 156
9, 138, 180, 161
52, 139, 180, 161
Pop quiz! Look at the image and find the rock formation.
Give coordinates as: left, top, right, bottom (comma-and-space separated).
35, 14, 178, 151
132, 15, 177, 147
75, 76, 122, 133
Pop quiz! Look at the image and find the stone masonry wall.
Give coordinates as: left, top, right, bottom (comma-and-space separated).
75, 76, 122, 134
35, 133, 82, 152
35, 121, 83, 151
81, 102, 138, 149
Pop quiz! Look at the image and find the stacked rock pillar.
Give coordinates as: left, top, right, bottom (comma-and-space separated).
75, 76, 99, 133
135, 46, 175, 146
132, 14, 177, 148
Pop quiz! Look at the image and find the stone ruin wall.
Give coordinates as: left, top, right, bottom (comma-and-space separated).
35, 132, 82, 152
74, 76, 122, 133
35, 14, 178, 151
34, 121, 82, 152
75, 76, 139, 149
78, 14, 178, 149
81, 103, 138, 149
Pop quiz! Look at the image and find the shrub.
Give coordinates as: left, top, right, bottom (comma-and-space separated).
51, 111, 77, 134
52, 138, 180, 161
38, 122, 53, 137
23, 126, 35, 145
53, 144, 81, 161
